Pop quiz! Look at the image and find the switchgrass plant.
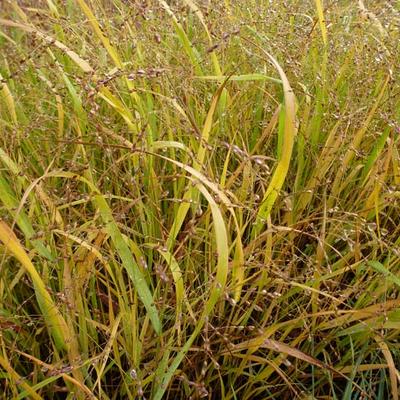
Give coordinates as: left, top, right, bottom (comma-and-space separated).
0, 0, 399, 398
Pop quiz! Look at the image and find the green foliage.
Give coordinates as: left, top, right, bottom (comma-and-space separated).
0, 0, 399, 399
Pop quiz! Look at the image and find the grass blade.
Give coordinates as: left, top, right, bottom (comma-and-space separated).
0, 221, 70, 350
252, 52, 297, 237
93, 194, 162, 335
153, 182, 229, 400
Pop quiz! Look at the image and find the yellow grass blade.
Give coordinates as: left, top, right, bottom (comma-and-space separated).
153, 182, 229, 400
181, 0, 221, 75
330, 74, 390, 198
0, 19, 93, 73
159, 0, 203, 75
165, 80, 231, 249
0, 72, 18, 124
94, 314, 122, 390
74, 0, 122, 68
196, 74, 281, 84
0, 354, 43, 400
374, 335, 399, 400
314, 0, 328, 46
0, 221, 70, 351
149, 245, 191, 344
252, 52, 297, 237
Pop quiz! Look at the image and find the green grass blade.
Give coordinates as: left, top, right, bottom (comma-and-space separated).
367, 261, 400, 288
93, 194, 162, 335
0, 174, 54, 260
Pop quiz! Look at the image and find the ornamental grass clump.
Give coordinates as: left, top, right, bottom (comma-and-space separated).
0, 0, 399, 399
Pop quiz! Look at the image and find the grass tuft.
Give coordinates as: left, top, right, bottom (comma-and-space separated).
0, 0, 399, 399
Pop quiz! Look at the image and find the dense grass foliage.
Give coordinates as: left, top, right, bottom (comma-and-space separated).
0, 0, 399, 398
